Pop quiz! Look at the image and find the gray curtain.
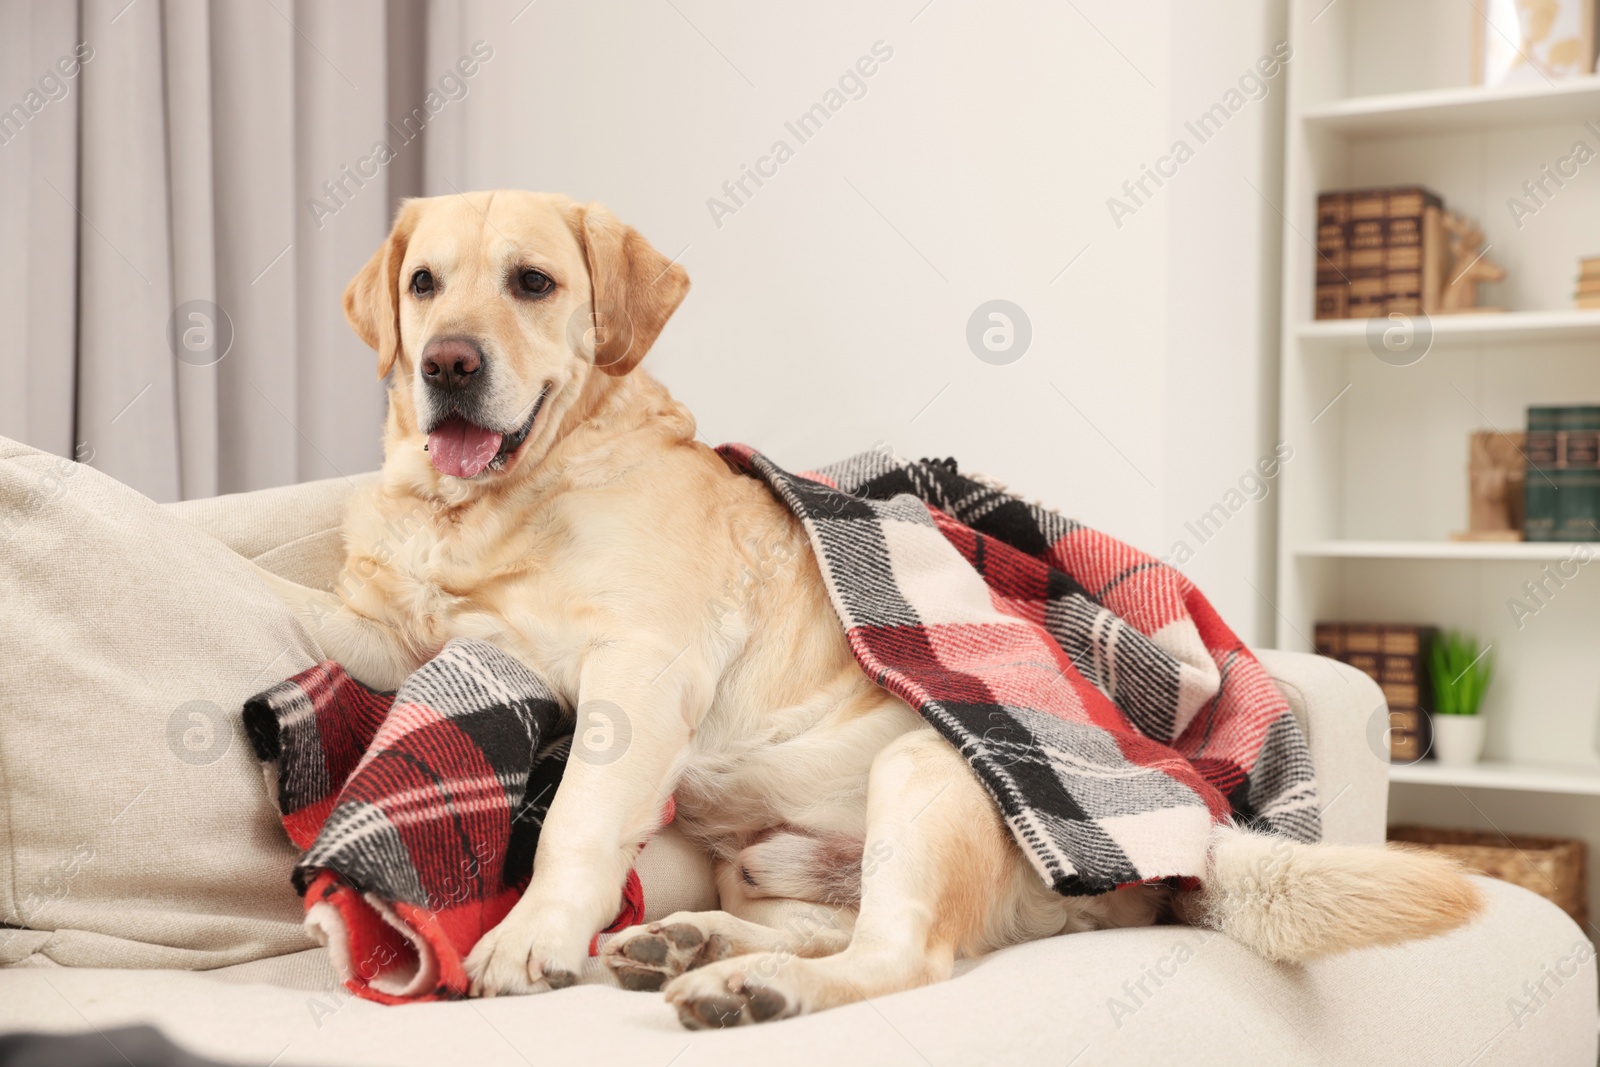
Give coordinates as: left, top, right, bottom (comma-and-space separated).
0, 0, 428, 501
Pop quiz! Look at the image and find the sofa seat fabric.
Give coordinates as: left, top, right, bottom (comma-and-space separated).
0, 878, 1592, 1067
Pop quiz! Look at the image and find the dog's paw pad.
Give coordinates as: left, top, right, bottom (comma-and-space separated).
542, 967, 577, 990
744, 984, 788, 1022
681, 993, 747, 1029
660, 923, 705, 950
673, 980, 791, 1029
614, 965, 669, 992
701, 933, 733, 963
620, 935, 671, 965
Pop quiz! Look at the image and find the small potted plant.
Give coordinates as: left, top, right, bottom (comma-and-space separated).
1428, 631, 1493, 766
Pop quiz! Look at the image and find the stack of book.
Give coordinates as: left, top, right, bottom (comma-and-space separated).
1314, 622, 1437, 763
1316, 186, 1446, 320
1525, 404, 1600, 542
1577, 256, 1600, 309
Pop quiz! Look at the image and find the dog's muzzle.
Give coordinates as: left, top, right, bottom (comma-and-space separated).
425, 387, 547, 479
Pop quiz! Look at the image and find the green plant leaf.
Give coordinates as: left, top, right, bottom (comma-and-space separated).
1429, 634, 1449, 713
1429, 630, 1492, 715
1424, 630, 1493, 715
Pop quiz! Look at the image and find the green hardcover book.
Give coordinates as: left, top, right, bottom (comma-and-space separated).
1555, 468, 1600, 541
1554, 405, 1600, 541
1525, 406, 1561, 541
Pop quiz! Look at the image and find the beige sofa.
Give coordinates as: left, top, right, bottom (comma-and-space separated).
1, 439, 1595, 1066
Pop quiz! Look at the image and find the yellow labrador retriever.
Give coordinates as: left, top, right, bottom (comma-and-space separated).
261, 190, 1481, 1028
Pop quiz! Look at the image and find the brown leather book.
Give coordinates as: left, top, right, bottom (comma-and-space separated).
1384, 187, 1445, 315
1314, 622, 1439, 762
1315, 193, 1351, 320
1313, 186, 1445, 319
1347, 191, 1388, 318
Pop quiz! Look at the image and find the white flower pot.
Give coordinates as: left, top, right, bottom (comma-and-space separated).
1432, 715, 1486, 767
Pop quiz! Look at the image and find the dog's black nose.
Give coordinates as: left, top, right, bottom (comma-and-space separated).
420, 337, 484, 391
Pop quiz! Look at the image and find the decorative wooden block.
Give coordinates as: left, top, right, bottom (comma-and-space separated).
1455, 430, 1526, 540
1440, 212, 1506, 313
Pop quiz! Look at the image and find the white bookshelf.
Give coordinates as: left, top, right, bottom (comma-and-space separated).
1390, 760, 1600, 797
1297, 308, 1600, 351
1280, 1, 1600, 928
1297, 540, 1599, 561
1303, 75, 1600, 134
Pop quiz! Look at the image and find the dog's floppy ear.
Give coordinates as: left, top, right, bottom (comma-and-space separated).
345, 200, 422, 379
569, 203, 690, 376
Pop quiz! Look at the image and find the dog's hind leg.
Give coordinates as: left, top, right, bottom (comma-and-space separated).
604, 841, 862, 992
662, 726, 1049, 1028
603, 890, 856, 992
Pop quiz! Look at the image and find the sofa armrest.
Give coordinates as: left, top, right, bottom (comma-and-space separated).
162, 473, 377, 591
1255, 648, 1388, 847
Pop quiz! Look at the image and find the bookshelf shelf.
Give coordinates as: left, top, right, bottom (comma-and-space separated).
1390, 759, 1600, 796
1303, 75, 1600, 136
1296, 310, 1600, 353
1296, 540, 1597, 561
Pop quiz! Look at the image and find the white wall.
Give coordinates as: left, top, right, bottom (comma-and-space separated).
432, 0, 1287, 643
1162, 5, 1290, 644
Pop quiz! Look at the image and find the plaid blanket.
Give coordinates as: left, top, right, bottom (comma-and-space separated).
243, 639, 656, 1003
719, 445, 1319, 893
246, 445, 1318, 1000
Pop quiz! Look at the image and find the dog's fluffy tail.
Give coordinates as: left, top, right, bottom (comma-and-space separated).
1176, 825, 1485, 963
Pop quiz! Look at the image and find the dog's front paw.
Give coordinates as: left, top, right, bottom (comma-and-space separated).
464, 914, 583, 997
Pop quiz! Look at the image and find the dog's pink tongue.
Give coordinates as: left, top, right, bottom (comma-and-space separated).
428, 417, 502, 478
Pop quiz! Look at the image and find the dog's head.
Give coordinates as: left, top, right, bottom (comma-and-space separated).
344, 190, 690, 485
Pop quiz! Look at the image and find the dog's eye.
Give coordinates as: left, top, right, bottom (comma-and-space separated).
411, 269, 434, 297
518, 269, 554, 297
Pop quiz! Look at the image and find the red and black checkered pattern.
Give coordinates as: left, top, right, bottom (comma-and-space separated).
719, 445, 1320, 895
244, 638, 650, 1003
246, 443, 1318, 996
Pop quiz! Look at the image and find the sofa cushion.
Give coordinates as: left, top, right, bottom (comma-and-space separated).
163, 473, 377, 592
0, 437, 319, 968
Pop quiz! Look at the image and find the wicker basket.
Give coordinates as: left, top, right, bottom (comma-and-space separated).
1388, 825, 1588, 928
